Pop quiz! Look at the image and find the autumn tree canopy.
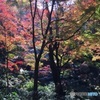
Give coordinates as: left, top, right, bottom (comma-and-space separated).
0, 0, 100, 99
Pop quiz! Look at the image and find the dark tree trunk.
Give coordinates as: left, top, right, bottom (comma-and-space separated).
49, 44, 64, 95
33, 59, 39, 100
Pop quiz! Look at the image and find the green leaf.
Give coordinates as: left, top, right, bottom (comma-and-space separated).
84, 6, 95, 14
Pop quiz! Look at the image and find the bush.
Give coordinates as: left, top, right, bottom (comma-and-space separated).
38, 82, 56, 100
3, 92, 20, 100
23, 80, 34, 91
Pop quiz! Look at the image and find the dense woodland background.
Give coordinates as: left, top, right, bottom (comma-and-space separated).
0, 0, 100, 100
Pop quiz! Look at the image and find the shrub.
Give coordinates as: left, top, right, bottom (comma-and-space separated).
23, 80, 34, 91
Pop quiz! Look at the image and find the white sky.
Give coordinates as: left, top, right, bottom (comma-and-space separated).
37, 0, 76, 10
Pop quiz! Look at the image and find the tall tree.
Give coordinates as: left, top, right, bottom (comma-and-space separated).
28, 0, 98, 99
29, 0, 55, 99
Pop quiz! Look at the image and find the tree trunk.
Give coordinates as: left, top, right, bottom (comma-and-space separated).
33, 59, 39, 100
49, 45, 64, 95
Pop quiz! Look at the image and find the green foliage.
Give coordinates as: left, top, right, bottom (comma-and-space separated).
95, 5, 100, 20
84, 6, 95, 14
8, 54, 15, 59
23, 80, 34, 91
68, 42, 76, 50
4, 92, 20, 100
11, 45, 25, 55
96, 62, 100, 68
82, 52, 93, 61
61, 70, 70, 77
18, 75, 26, 82
83, 32, 100, 42
38, 82, 56, 100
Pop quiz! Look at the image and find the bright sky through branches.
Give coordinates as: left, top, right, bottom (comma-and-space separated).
37, 0, 76, 10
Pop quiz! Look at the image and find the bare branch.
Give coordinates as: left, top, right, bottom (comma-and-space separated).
46, 11, 95, 45
29, 0, 37, 60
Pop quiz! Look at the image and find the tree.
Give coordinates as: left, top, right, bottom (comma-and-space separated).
0, 0, 30, 93
47, 0, 98, 94
1, 0, 99, 99
28, 0, 56, 99
28, 0, 98, 99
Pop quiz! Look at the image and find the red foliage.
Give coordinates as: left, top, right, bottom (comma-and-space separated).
1, 60, 19, 71
15, 61, 24, 66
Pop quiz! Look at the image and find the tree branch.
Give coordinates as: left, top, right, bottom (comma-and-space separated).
46, 11, 95, 45
29, 0, 37, 60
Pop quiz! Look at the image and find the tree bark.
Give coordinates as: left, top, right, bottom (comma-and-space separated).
49, 44, 64, 95
33, 59, 39, 100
